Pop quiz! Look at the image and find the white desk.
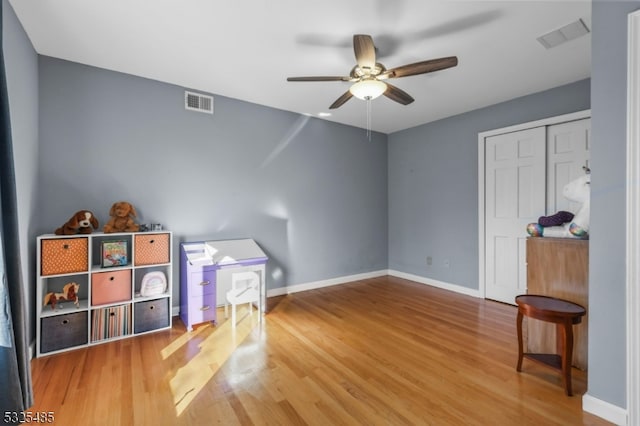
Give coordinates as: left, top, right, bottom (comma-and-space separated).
179, 239, 268, 330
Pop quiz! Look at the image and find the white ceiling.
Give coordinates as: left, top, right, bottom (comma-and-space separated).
8, 0, 591, 134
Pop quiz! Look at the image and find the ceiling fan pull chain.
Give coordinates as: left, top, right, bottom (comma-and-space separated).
366, 97, 372, 141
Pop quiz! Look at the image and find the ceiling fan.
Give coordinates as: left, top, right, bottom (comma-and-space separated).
287, 34, 458, 109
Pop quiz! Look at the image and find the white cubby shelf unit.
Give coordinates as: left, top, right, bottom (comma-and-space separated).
35, 231, 172, 357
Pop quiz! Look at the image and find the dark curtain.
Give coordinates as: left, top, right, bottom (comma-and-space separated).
0, 1, 34, 418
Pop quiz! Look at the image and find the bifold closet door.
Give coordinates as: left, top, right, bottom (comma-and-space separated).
485, 127, 546, 304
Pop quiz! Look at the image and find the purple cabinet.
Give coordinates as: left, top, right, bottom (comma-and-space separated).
180, 250, 217, 331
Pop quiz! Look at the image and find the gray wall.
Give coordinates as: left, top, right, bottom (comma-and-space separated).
388, 79, 590, 289
37, 56, 389, 314
2, 0, 39, 341
589, 0, 639, 409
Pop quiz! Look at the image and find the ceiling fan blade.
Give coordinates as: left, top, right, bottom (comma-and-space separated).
329, 91, 354, 109
287, 76, 350, 82
353, 34, 376, 71
384, 56, 458, 79
383, 82, 414, 105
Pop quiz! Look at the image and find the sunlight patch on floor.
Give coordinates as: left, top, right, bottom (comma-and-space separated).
167, 306, 261, 415
160, 323, 208, 360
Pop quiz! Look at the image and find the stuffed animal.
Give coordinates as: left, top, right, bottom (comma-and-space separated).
103, 201, 140, 233
43, 282, 80, 310
526, 173, 590, 239
55, 210, 99, 235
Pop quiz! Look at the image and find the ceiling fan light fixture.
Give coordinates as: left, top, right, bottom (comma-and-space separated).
286, 34, 458, 110
349, 79, 386, 100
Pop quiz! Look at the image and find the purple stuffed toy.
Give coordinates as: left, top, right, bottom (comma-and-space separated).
538, 211, 574, 227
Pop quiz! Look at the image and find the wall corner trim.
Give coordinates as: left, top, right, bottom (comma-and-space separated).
627, 9, 640, 426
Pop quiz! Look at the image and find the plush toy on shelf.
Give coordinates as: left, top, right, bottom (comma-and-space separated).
526, 172, 591, 239
103, 201, 140, 233
54, 210, 99, 235
43, 282, 80, 310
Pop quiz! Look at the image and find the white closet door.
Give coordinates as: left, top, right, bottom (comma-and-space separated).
547, 118, 591, 214
485, 127, 546, 304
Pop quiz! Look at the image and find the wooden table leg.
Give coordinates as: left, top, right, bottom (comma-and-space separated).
516, 310, 524, 372
558, 321, 574, 396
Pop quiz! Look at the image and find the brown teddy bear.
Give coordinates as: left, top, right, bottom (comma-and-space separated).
55, 210, 99, 235
103, 201, 140, 233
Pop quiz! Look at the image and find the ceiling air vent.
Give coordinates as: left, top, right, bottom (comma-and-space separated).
537, 18, 590, 49
185, 91, 213, 114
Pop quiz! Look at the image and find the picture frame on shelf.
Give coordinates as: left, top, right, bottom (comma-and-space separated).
101, 240, 128, 268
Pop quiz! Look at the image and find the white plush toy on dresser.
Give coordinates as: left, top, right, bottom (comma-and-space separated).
526, 171, 591, 239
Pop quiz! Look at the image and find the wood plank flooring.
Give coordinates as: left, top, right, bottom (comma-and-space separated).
29, 276, 612, 425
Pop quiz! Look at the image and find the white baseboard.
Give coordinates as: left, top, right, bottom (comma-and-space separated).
264, 269, 481, 299
266, 270, 389, 297
583, 393, 627, 425
387, 269, 482, 298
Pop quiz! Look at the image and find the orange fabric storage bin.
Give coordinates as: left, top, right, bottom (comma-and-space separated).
134, 233, 169, 266
41, 238, 88, 276
91, 269, 131, 305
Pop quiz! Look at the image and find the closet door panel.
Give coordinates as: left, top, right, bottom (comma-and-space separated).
547, 118, 591, 214
485, 127, 546, 304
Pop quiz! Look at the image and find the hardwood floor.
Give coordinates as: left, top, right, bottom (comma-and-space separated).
30, 276, 612, 425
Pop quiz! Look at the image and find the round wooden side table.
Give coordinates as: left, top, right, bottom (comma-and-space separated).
515, 294, 586, 396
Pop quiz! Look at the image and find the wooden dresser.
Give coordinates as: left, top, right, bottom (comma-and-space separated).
526, 237, 588, 370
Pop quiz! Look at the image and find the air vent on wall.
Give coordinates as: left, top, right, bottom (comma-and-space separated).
185, 91, 214, 114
